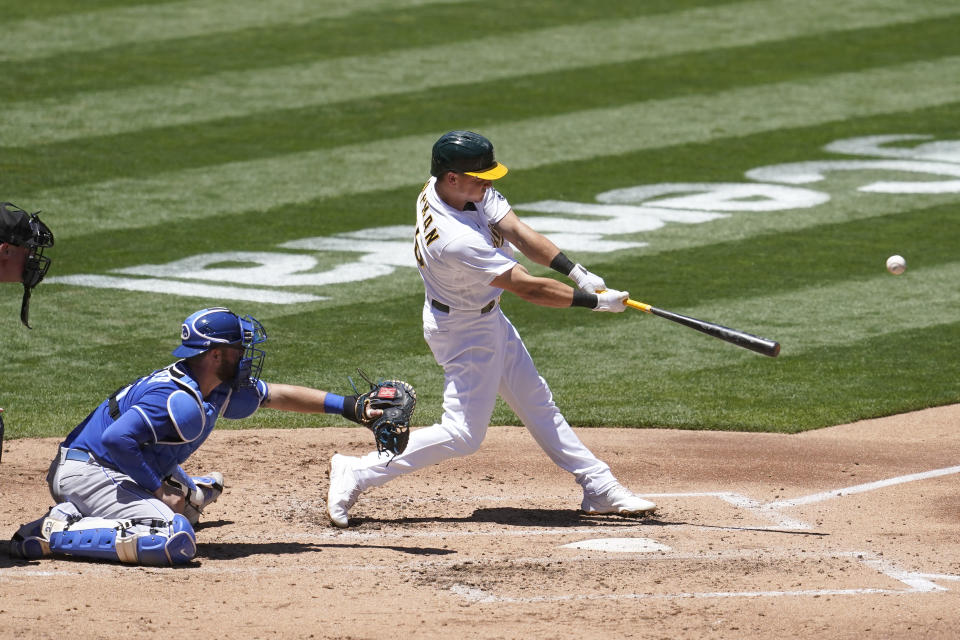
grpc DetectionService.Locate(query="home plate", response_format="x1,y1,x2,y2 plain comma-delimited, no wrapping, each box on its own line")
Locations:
560,538,671,553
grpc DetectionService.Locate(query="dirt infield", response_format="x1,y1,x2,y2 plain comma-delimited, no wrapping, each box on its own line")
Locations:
2,406,958,639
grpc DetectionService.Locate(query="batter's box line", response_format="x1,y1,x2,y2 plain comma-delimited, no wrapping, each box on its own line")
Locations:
763,464,960,511
447,551,957,604
650,464,960,531
642,492,811,530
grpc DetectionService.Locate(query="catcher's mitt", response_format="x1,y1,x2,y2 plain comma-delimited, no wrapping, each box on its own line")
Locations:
352,369,416,458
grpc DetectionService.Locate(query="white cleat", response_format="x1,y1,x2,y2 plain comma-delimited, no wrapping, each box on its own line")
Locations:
191,471,224,495
581,483,657,516
191,472,225,506
327,454,362,528
183,471,225,526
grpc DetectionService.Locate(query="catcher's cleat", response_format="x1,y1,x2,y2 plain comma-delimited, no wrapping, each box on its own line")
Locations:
9,532,50,560
327,454,362,528
8,516,58,560
183,472,224,525
581,483,657,516
165,471,225,526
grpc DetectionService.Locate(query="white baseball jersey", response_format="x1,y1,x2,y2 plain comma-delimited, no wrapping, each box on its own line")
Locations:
414,177,515,310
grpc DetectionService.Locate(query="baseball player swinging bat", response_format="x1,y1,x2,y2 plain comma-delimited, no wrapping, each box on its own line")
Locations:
626,299,780,358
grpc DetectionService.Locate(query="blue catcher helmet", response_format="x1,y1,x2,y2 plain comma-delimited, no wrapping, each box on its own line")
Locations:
172,307,267,388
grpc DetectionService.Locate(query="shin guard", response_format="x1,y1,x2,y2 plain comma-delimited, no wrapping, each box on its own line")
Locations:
48,514,196,566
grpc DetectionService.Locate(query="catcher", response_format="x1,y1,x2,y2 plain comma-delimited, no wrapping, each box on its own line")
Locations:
9,307,415,566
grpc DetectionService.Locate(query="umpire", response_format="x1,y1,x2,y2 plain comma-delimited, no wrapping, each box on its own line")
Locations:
0,201,54,329
1,202,55,462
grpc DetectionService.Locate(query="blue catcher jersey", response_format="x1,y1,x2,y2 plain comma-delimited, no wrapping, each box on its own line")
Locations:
62,361,267,492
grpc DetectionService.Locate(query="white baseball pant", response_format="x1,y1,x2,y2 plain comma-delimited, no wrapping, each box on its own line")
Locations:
351,302,618,495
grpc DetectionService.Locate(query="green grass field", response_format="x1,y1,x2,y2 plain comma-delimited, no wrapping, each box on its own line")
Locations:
2,0,958,438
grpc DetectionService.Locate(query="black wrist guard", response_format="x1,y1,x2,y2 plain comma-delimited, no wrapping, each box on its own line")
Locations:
341,395,363,424
549,252,576,276
571,290,598,308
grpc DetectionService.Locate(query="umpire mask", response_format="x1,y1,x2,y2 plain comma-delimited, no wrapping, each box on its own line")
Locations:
0,203,54,329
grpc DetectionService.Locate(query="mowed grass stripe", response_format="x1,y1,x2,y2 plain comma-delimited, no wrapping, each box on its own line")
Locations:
27,56,960,238
9,14,960,193
554,322,960,430
664,323,960,431
0,0,168,22
5,0,959,146
0,0,726,100
0,0,476,63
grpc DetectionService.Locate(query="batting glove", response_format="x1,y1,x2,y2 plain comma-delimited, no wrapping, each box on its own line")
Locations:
594,288,628,313
569,264,606,293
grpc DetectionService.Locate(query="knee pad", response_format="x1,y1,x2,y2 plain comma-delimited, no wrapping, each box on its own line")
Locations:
48,514,196,566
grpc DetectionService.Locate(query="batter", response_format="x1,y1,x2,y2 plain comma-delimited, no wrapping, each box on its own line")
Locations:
328,130,657,527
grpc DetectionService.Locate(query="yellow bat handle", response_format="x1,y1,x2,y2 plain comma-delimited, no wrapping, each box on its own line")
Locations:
596,289,652,313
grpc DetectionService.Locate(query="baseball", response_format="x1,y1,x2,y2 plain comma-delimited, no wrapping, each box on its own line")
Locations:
886,254,906,275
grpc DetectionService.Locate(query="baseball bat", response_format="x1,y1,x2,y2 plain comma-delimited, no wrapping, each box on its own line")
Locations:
626,299,780,357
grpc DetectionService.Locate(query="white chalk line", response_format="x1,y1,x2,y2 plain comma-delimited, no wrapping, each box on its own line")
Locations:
655,464,960,530
639,491,813,530
765,464,960,509
0,565,113,580
917,573,960,582
451,584,898,604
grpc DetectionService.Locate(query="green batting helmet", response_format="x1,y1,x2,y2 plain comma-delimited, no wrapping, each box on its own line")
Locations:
430,130,508,180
